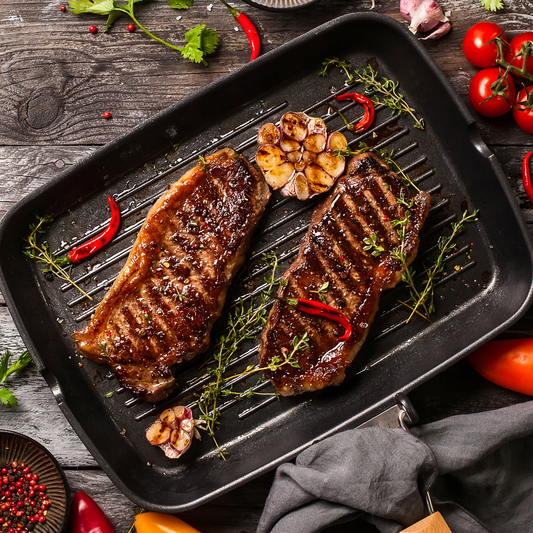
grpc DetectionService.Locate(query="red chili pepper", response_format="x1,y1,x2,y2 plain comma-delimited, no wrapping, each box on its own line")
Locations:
523,151,533,203
68,196,121,262
69,491,116,533
334,93,375,133
281,297,352,341
218,0,260,61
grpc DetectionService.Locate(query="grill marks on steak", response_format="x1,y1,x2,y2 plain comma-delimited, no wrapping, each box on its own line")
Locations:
258,152,431,396
72,148,271,402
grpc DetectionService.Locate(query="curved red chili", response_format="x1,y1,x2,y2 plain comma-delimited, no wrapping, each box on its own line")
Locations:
281,297,352,341
68,196,121,262
334,92,375,133
219,0,260,61
523,151,533,203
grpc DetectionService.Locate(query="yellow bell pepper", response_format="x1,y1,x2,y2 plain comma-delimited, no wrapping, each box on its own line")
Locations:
134,512,202,533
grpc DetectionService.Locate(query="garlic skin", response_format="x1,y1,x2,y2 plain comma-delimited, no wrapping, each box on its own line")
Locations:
400,0,451,39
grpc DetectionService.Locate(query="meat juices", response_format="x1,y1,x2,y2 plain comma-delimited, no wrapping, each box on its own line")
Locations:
72,148,271,402
258,152,431,396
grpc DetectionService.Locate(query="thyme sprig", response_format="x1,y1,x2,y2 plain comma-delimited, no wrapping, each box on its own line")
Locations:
23,216,92,300
196,253,286,459
355,65,425,130
319,57,355,84
320,58,424,130
394,209,479,323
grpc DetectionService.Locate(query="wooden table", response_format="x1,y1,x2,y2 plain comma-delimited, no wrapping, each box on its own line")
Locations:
1,1,532,531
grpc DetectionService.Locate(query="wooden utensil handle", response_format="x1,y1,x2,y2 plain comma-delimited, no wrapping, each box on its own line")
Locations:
400,512,453,532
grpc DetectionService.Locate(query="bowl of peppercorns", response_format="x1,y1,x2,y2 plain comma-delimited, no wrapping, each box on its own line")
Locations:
0,431,69,533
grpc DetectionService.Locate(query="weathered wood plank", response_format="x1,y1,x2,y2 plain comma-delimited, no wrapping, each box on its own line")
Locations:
1,0,532,146
0,306,97,466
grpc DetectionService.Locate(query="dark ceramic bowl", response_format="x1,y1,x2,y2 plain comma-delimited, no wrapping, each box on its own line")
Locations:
0,431,69,533
241,0,321,11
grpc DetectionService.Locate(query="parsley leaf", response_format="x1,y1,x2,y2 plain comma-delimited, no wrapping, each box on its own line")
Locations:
167,0,194,8
0,350,31,407
69,0,116,15
0,388,17,407
479,0,504,11
180,24,219,66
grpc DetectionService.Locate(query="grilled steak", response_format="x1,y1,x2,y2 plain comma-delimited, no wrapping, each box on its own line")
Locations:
72,148,271,402
258,152,431,396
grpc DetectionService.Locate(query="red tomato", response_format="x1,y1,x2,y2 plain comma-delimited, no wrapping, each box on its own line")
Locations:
513,86,533,134
468,338,533,395
468,67,515,117
509,32,533,76
463,21,509,68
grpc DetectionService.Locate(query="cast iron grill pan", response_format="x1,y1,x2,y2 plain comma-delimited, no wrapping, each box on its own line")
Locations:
1,14,533,511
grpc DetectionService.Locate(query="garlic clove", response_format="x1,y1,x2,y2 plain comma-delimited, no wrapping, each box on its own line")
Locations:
257,123,281,145
420,20,451,39
305,164,335,194
146,422,171,445
159,408,176,425
294,172,312,201
326,131,348,152
304,133,327,154
280,112,308,141
316,151,346,179
400,0,450,37
256,144,287,172
265,162,296,189
280,138,301,153
286,150,302,164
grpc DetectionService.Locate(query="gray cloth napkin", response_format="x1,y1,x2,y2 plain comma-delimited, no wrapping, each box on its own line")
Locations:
257,400,533,533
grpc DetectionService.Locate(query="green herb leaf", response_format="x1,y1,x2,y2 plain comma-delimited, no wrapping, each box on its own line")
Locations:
104,10,121,32
0,350,10,383
68,0,116,15
179,24,219,66
167,0,194,8
0,388,17,407
5,351,32,380
479,0,504,11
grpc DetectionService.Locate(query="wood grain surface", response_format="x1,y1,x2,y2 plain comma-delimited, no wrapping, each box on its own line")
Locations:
1,0,533,531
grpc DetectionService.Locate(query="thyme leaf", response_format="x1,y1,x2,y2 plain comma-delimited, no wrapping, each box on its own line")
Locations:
24,215,93,300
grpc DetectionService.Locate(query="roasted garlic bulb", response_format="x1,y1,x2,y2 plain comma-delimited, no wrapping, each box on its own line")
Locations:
146,406,203,459
256,112,348,200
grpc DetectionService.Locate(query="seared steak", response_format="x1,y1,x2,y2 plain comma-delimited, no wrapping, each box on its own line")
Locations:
258,152,431,396
72,148,271,402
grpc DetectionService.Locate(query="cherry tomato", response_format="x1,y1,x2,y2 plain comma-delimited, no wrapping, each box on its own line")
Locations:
513,86,533,134
463,21,509,68
468,338,533,396
509,32,533,77
468,67,516,117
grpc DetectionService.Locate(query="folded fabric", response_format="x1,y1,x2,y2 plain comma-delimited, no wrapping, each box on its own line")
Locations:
257,400,533,533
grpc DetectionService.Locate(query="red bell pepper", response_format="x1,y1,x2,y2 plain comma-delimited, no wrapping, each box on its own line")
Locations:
70,491,116,533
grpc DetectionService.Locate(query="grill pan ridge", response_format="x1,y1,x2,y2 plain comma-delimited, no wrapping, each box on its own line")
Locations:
1,13,533,511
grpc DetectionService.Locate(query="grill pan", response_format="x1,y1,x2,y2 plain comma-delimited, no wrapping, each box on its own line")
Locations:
1,13,533,512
